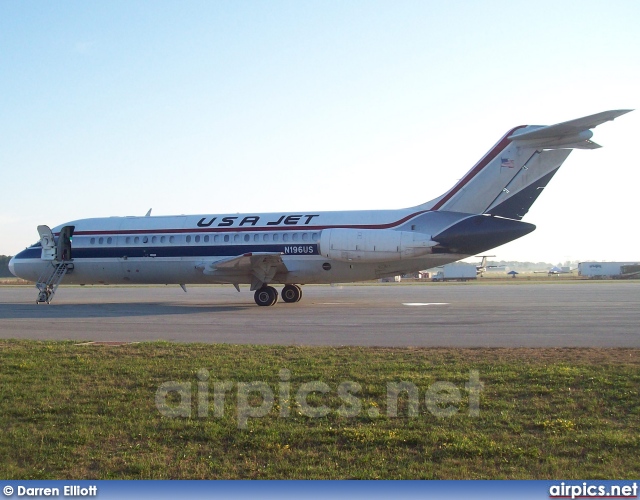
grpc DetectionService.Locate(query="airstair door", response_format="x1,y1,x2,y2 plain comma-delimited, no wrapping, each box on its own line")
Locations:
37,225,56,261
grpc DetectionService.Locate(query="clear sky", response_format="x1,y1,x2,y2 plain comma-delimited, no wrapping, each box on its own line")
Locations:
1,1,638,263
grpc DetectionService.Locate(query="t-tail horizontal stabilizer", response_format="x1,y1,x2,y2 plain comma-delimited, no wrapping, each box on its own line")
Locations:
508,109,633,149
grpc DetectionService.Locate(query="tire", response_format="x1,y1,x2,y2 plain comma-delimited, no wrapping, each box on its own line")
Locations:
281,284,303,303
254,286,278,306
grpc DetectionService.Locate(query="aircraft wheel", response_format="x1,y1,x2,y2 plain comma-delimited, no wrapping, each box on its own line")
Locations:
254,286,278,306
281,284,302,303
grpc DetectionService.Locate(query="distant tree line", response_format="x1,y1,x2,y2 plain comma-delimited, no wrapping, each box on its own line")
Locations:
0,256,584,278
0,255,13,277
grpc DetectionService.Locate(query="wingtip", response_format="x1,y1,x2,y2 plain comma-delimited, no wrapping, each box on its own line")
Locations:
609,109,634,118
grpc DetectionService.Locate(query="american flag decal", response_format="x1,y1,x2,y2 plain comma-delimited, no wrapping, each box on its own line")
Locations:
501,158,515,168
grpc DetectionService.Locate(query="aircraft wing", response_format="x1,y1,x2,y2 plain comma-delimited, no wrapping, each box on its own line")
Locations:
508,109,633,149
198,252,288,290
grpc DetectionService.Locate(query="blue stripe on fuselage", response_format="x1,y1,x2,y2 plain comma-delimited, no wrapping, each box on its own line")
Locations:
13,244,319,260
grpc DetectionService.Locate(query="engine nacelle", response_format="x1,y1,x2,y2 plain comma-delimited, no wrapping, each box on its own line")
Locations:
319,228,436,263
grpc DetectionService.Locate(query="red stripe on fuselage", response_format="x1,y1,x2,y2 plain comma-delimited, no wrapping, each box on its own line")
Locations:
431,125,527,210
63,210,432,237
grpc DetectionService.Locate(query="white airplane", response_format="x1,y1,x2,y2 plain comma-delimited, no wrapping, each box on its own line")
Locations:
534,266,572,275
9,110,632,306
475,255,498,276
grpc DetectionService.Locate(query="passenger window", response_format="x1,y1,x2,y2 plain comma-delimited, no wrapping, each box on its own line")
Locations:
224,235,229,242
312,233,319,241
214,235,220,243
186,235,191,243
90,238,96,245
283,233,289,242
152,236,157,243
161,236,166,243
169,236,175,244
195,235,200,243
234,234,240,242
292,233,299,241
302,233,309,241
244,234,250,242
204,235,209,243
273,234,279,242
107,237,113,244
134,237,140,244
98,237,104,245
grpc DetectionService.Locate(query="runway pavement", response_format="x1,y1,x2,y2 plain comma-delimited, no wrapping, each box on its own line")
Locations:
0,282,639,347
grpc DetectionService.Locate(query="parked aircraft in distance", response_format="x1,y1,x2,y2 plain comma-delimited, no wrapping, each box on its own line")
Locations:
534,266,573,275
9,110,632,306
474,255,501,276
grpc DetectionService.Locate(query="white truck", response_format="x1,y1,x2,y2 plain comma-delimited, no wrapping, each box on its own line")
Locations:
578,262,640,278
431,263,477,282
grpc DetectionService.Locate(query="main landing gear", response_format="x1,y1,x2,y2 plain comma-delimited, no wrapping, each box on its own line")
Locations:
253,284,303,307
281,284,303,303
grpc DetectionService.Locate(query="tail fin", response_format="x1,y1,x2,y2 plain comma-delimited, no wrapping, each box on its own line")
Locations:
417,110,632,218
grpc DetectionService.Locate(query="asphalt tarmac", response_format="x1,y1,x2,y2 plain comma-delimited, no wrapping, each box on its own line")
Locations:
0,282,639,347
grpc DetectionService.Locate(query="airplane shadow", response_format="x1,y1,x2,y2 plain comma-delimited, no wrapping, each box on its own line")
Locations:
0,302,253,319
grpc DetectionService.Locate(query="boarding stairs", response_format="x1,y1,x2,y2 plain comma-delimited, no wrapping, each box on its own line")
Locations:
36,261,73,304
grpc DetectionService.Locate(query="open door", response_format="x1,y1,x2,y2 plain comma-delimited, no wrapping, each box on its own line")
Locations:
57,226,74,261
36,225,74,262
37,225,56,261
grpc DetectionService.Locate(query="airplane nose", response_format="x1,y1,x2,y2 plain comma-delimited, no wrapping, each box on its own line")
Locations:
8,256,16,277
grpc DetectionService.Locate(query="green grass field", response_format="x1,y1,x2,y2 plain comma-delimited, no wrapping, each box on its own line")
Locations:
1,341,638,479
